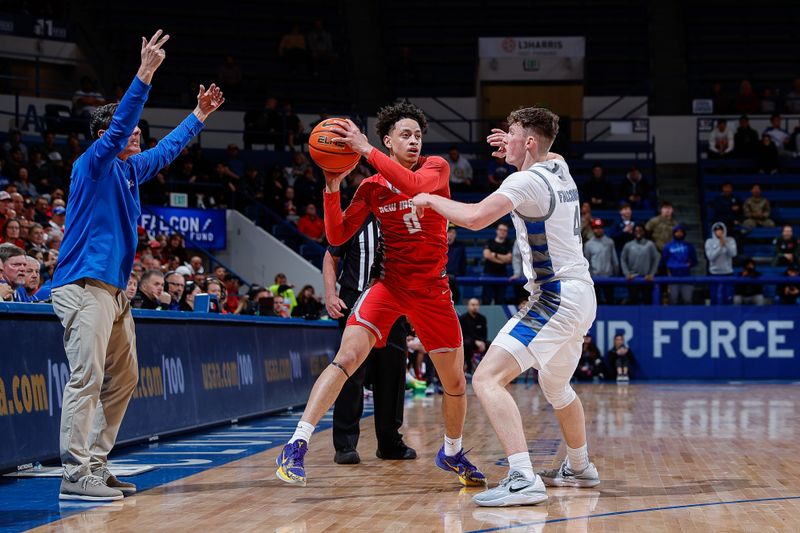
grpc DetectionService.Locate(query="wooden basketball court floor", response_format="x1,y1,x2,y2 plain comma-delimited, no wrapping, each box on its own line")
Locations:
14,382,800,532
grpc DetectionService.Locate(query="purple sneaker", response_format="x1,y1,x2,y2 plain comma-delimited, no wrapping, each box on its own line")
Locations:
276,440,308,486
435,446,486,486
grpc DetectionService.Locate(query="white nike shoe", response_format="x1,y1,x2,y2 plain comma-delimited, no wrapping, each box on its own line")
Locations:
472,471,548,507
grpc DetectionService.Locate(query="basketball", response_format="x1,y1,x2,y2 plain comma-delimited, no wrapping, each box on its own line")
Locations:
308,118,361,173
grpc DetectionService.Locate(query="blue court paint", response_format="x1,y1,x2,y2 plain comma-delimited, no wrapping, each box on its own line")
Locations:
465,494,800,533
0,406,372,533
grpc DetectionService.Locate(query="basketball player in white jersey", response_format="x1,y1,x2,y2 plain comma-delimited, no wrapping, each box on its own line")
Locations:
412,107,599,507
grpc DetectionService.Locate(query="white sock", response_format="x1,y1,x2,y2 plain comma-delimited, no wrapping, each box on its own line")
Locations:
444,435,462,456
508,451,535,481
289,421,315,444
566,444,589,472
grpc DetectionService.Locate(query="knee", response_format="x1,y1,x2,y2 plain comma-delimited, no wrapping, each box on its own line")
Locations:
540,376,576,410
334,347,360,373
442,374,466,396
471,367,496,397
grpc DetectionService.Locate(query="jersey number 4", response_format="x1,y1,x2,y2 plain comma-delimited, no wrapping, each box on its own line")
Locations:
403,211,422,234
573,205,582,238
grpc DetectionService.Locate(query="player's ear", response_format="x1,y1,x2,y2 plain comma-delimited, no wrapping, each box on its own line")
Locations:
383,135,392,150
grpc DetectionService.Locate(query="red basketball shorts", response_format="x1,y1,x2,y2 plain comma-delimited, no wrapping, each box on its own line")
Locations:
347,279,462,353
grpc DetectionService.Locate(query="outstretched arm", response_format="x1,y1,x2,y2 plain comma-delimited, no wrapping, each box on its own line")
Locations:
413,193,513,231
129,84,224,183
91,30,169,165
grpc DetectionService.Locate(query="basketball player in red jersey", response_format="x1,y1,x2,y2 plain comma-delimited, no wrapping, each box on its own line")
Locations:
276,103,485,487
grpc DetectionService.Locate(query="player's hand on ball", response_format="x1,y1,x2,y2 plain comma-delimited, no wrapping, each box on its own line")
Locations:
487,128,507,158
323,161,358,193
326,294,348,319
329,119,372,156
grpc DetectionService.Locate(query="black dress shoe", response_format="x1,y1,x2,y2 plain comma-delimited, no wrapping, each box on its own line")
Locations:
376,443,417,460
334,450,361,464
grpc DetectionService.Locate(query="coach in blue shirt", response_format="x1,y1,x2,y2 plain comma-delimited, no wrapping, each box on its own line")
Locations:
50,30,224,502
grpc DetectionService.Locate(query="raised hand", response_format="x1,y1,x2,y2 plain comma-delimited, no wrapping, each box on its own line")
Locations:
137,29,170,84
328,119,373,157
487,128,507,158
323,161,358,193
194,83,225,122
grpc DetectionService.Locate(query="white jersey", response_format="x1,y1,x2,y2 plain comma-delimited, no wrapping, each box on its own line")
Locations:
494,159,592,294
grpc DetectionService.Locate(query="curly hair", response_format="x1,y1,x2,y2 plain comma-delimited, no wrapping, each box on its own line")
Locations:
375,101,428,138
89,103,119,139
506,107,559,152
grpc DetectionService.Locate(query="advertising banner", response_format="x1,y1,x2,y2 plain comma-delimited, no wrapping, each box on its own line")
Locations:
139,206,227,249
478,36,585,81
0,306,337,472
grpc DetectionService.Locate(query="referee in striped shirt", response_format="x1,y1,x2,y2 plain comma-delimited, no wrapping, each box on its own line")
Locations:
324,214,417,464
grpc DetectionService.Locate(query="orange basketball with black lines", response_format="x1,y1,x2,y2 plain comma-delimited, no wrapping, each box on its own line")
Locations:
308,118,362,173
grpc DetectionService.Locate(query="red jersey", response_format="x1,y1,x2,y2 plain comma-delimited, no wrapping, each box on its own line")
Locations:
324,149,450,289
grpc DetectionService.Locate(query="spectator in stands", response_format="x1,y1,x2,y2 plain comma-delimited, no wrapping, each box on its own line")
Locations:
711,82,734,114
487,156,513,189
482,223,513,304
446,147,473,191
278,23,309,75
244,97,282,150
273,294,291,317
3,128,28,162
733,259,764,306
764,114,791,156
180,281,201,311
610,204,636,252
761,88,778,114
283,186,299,223
28,150,51,192
582,164,613,210
774,225,799,266
708,119,734,158
72,76,106,118
124,271,138,298
446,226,466,302
10,192,23,219
307,19,335,73
1,218,24,248
459,298,487,376
584,218,619,304
727,109,754,148
13,167,37,198
33,196,50,225
22,256,40,301
646,201,678,252
710,182,743,234
621,224,660,305
294,167,322,212
204,277,227,313
270,273,297,313
705,222,737,304
618,166,649,209
132,270,169,310
39,130,62,161
217,55,242,96
756,134,779,174
0,191,12,232
607,334,633,382
580,201,593,242
742,184,775,229
163,233,188,264
46,228,61,251
778,264,800,305
164,271,185,311
26,223,47,254
298,203,325,243
6,147,25,180
224,143,244,177
292,284,323,319
237,285,272,316
783,78,800,113
663,225,697,304
49,206,66,232
575,334,605,382
0,243,28,301
734,79,759,114
282,102,304,151
286,151,311,186
212,265,227,280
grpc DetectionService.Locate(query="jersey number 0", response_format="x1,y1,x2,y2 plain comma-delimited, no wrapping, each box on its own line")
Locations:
403,211,422,234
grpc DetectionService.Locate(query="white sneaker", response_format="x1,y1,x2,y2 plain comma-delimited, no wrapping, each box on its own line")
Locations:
539,459,600,488
472,471,548,507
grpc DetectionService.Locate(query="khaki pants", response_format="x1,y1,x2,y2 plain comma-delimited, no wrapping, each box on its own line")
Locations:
52,278,138,481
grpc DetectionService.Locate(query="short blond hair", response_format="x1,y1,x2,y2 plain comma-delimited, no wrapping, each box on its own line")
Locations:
506,107,559,154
